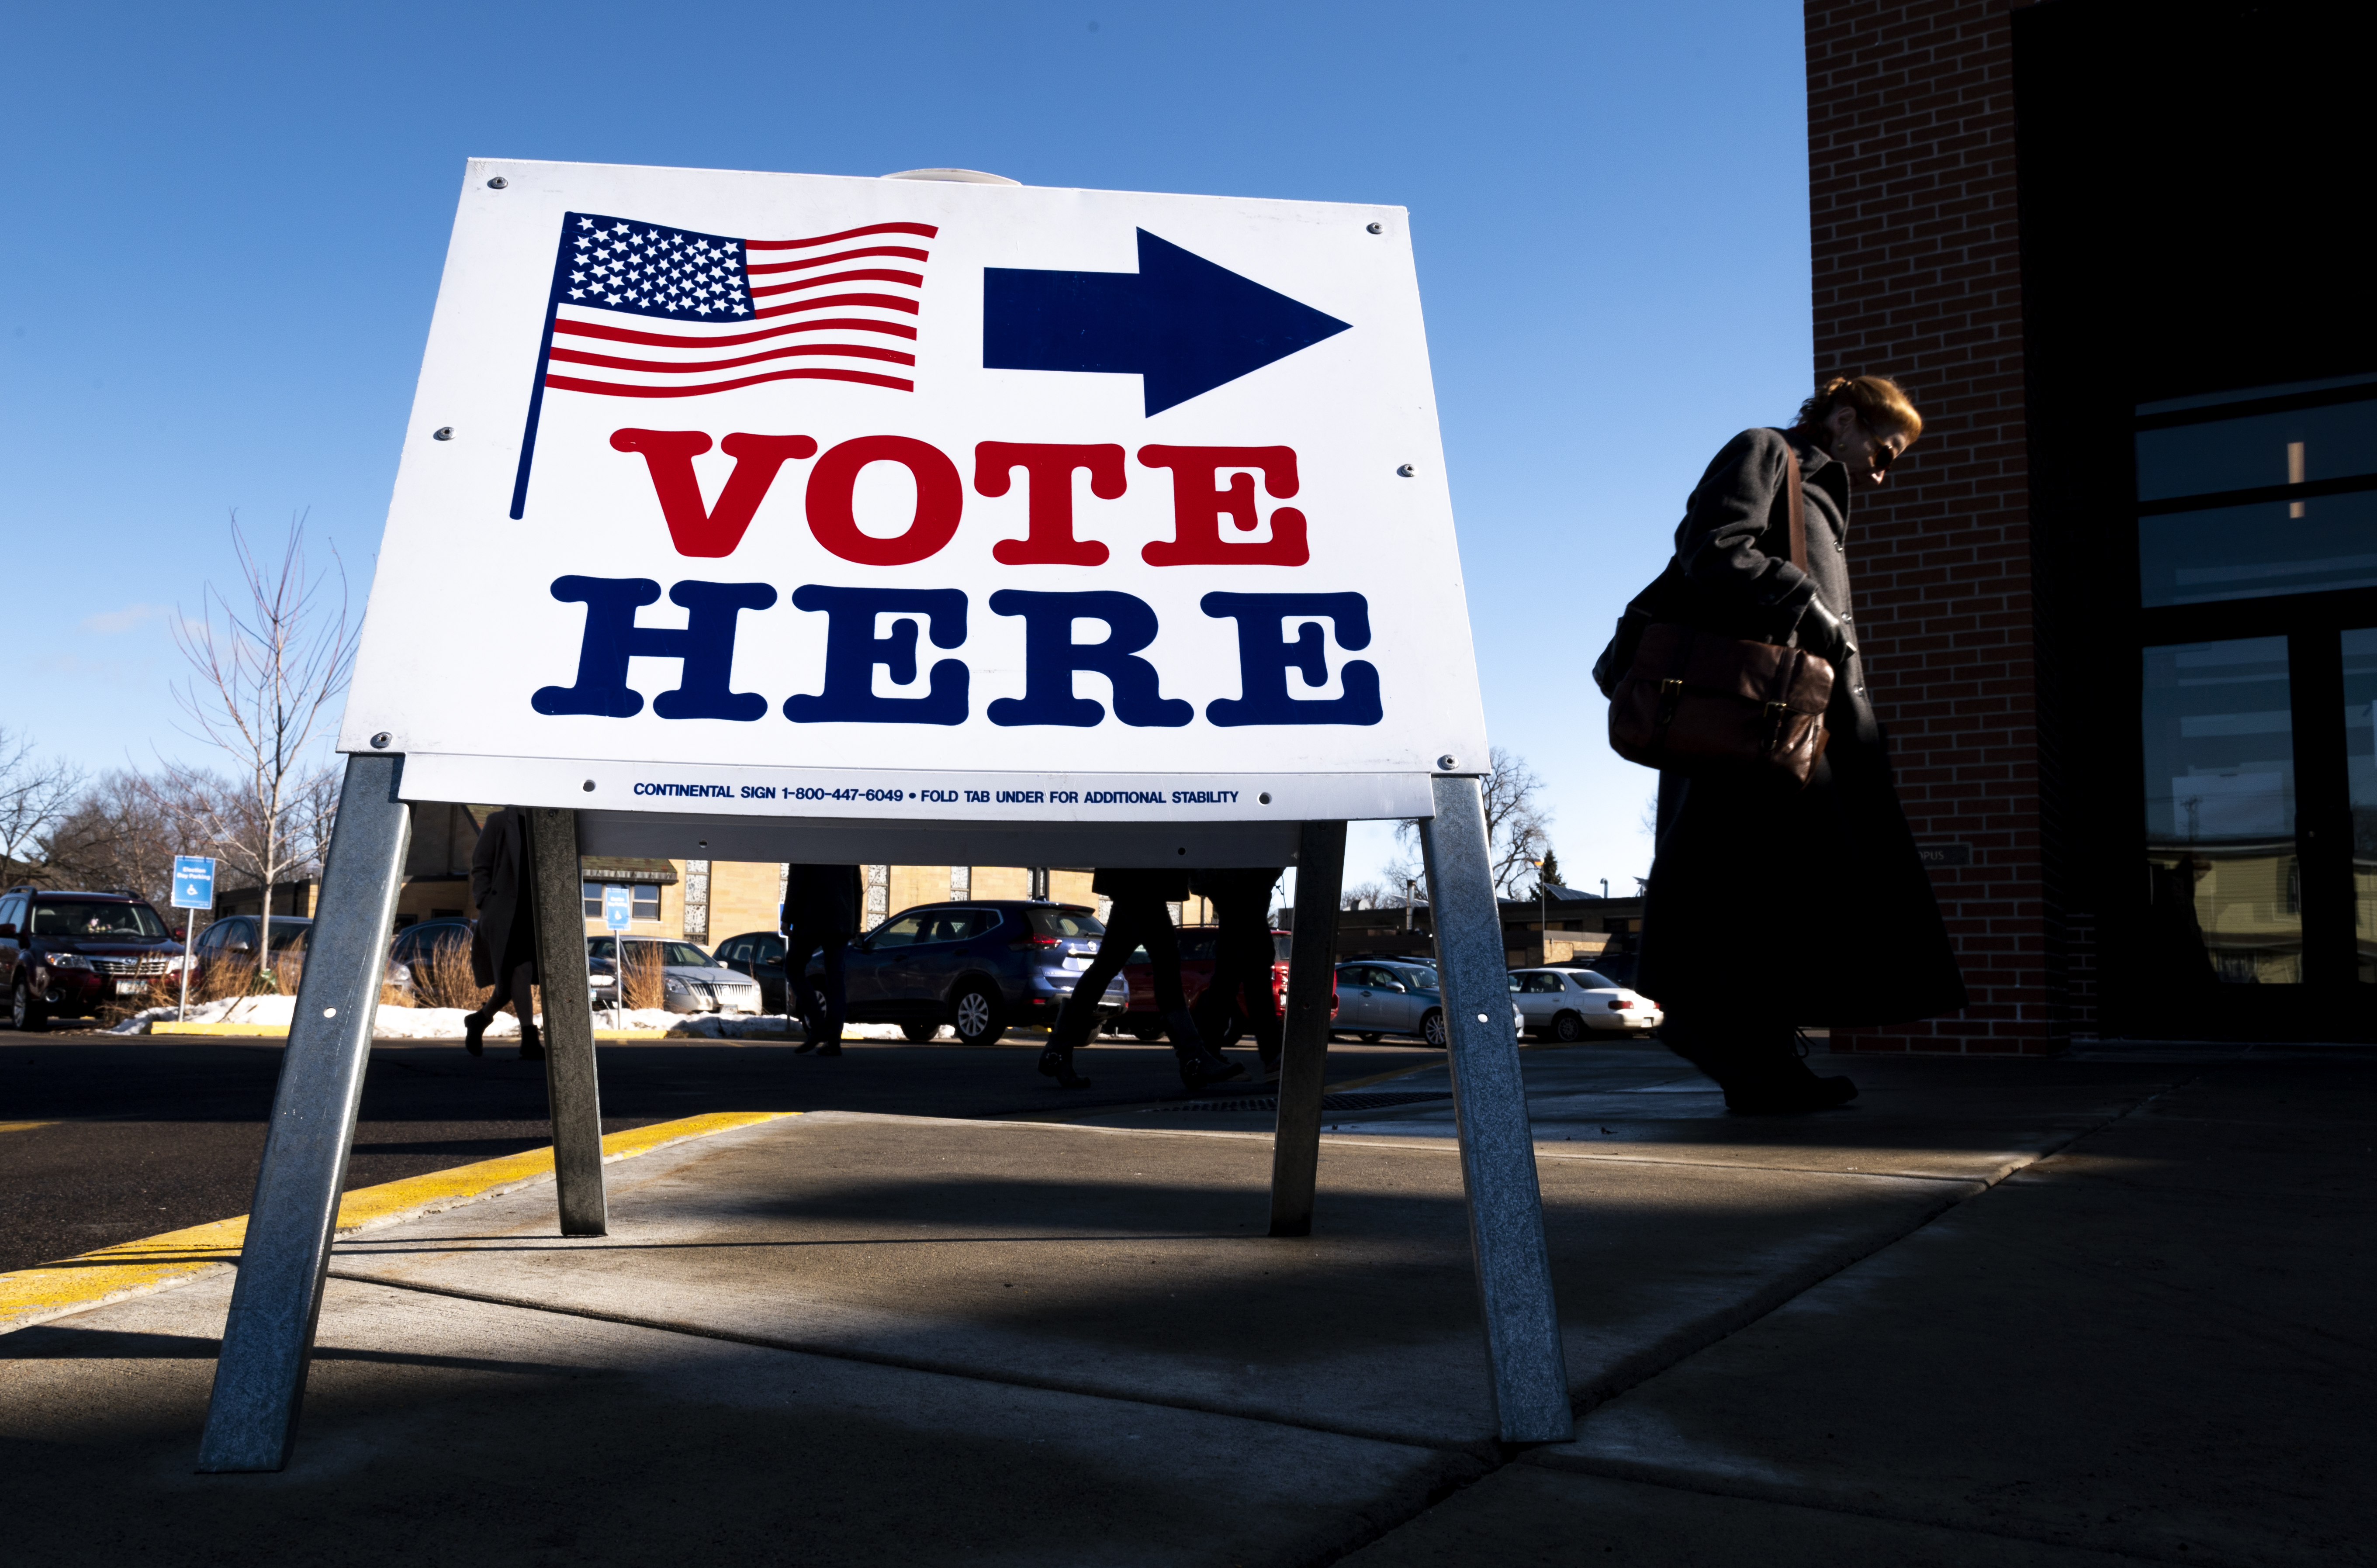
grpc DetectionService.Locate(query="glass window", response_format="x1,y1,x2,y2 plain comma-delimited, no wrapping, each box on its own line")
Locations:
1565,970,1617,990
2343,628,2377,983
868,914,925,948
28,900,169,938
2135,398,2377,501
631,884,660,920
1270,934,1294,963
2138,493,2377,606
2142,637,2301,984
582,881,602,918
1028,906,1106,939
587,937,616,960
657,941,711,967
755,936,786,966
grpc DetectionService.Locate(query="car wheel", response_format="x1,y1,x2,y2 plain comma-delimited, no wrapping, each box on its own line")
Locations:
1420,1009,1447,1049
1551,1010,1586,1043
900,1020,941,1043
950,983,1005,1045
1128,1019,1166,1043
1357,1031,1382,1044
12,978,47,1033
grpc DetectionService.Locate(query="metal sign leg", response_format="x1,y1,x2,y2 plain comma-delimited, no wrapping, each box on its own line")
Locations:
1270,820,1345,1236
197,753,412,1472
525,807,607,1237
1419,772,1573,1444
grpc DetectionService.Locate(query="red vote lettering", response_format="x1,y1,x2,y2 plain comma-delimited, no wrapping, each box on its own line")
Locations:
1136,446,1308,566
806,435,965,566
975,442,1126,566
610,429,818,558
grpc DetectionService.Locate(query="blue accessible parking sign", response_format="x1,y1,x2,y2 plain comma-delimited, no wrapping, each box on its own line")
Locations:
602,884,632,932
172,856,216,910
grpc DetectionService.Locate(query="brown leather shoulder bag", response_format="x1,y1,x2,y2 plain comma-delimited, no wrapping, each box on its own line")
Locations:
1604,447,1835,788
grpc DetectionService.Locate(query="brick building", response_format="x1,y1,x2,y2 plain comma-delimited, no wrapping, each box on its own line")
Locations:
1806,0,2376,1049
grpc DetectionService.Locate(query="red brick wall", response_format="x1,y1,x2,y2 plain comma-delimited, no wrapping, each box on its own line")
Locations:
1806,0,2059,1053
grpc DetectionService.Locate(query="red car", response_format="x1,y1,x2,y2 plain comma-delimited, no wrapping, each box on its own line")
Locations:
1113,927,1336,1043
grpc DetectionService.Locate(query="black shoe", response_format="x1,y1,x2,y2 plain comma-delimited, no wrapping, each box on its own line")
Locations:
793,1037,819,1055
519,1039,547,1062
813,1041,842,1057
1179,1053,1247,1091
1038,1048,1093,1089
462,1014,486,1058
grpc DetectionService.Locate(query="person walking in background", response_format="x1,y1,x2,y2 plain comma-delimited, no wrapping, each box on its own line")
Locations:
462,806,541,1061
782,863,862,1057
1188,867,1286,1083
1040,867,1243,1091
1623,376,1965,1111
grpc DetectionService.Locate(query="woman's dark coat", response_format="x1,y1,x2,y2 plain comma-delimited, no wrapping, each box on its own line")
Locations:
1633,427,1965,1025
783,865,863,937
468,808,538,986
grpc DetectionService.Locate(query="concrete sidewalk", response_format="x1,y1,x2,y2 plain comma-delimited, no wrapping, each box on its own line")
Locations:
4,1042,2368,1565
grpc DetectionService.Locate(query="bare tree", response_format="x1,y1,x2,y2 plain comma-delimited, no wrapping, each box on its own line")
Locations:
167,513,357,991
1389,746,1552,900
38,770,179,905
1340,879,1387,911
0,728,83,887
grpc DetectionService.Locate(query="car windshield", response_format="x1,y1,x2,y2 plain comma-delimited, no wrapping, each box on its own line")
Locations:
1029,907,1104,939
1271,934,1293,963
650,941,713,967
30,901,168,938
261,921,312,950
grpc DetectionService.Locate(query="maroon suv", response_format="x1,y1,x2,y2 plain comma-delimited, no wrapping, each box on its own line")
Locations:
0,885,183,1031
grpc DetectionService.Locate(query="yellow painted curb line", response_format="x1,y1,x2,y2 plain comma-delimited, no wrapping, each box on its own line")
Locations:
149,1024,700,1041
0,1110,796,1336
0,1120,58,1135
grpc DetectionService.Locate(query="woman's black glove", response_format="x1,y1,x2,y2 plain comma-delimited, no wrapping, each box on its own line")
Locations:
1797,601,1858,668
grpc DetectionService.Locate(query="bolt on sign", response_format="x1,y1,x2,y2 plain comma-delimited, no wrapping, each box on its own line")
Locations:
341,159,1489,835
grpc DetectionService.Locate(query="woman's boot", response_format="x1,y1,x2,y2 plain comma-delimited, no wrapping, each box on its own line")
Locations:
1038,996,1095,1088
1166,1009,1244,1090
461,1010,488,1058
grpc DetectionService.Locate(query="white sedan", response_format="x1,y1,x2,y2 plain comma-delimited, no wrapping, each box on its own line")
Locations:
1506,968,1663,1041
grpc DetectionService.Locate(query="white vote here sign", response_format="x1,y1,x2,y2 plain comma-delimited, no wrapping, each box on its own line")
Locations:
340,159,1488,824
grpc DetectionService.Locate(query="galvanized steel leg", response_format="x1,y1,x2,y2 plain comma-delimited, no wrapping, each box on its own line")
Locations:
525,807,606,1236
1269,820,1346,1236
197,753,411,1472
1419,772,1573,1444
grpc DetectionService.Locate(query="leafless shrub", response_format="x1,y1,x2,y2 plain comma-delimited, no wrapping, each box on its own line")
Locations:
620,943,662,1011
412,936,491,1012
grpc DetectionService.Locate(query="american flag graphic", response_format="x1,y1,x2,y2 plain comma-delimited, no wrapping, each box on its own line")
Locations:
509,211,938,518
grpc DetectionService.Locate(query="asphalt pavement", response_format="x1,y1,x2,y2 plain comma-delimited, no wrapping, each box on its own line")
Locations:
0,1030,1434,1274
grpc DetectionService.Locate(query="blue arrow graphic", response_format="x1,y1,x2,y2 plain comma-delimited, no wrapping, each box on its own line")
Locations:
983,230,1352,416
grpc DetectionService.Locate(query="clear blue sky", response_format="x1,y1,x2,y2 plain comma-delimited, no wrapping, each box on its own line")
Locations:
1,0,1812,895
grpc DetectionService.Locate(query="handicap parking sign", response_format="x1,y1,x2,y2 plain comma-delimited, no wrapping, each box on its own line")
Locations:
172,856,216,911
602,884,633,931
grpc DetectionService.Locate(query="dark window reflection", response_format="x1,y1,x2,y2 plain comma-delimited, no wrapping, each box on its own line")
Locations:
2345,628,2377,982
2142,638,2301,985
2136,398,2377,500
2138,492,2377,605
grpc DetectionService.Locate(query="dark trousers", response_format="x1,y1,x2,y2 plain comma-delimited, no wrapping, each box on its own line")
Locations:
786,930,848,1041
1054,895,1185,1051
474,961,541,1046
1192,904,1282,1062
1658,1000,1792,1084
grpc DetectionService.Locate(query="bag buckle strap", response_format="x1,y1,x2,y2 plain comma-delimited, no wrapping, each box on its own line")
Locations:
1763,700,1790,754
1655,678,1685,730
